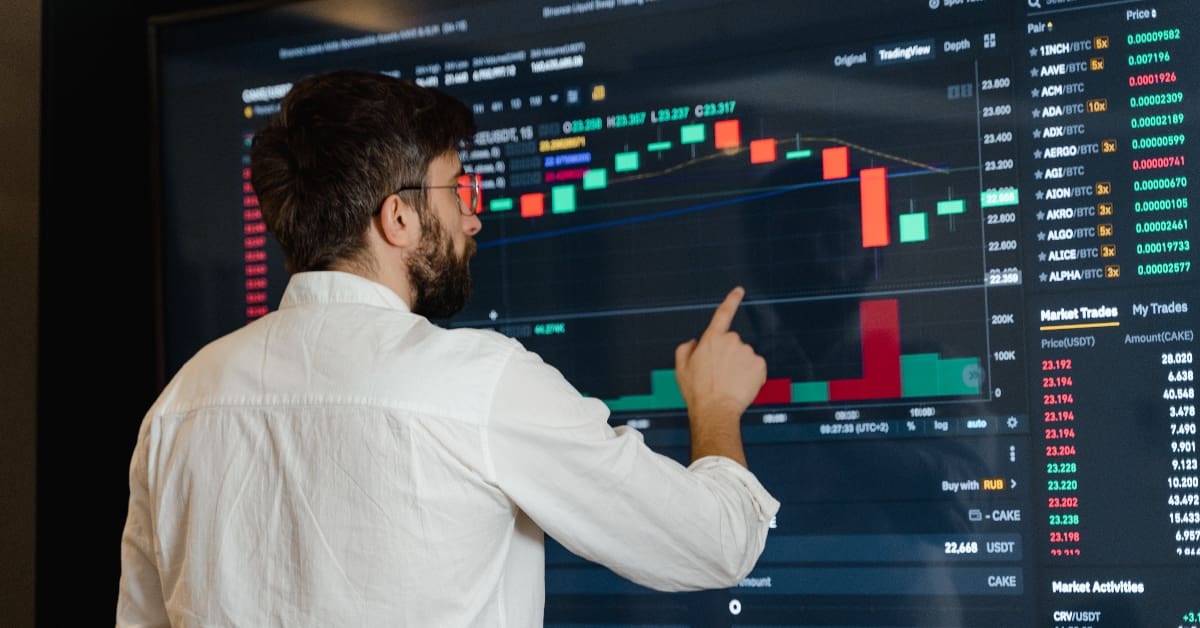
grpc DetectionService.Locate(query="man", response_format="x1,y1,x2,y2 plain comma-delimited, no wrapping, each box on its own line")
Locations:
118,70,778,626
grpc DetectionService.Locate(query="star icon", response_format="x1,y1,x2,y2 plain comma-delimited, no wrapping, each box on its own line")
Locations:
1037,231,1047,241
1032,88,1041,98
1036,211,1046,220
1039,251,1048,262
1031,67,1041,77
1034,149,1043,159
1039,273,1049,282
1033,129,1042,138
1032,109,1042,118
1036,190,1046,200
1030,47,1039,57
1035,170,1044,179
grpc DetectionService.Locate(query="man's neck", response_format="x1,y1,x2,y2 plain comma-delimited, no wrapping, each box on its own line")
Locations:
328,256,415,310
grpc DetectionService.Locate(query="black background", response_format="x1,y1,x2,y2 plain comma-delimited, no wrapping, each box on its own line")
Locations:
39,1,1200,625
38,0,250,623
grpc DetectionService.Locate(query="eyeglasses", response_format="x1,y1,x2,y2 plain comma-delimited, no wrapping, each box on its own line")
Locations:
394,173,483,216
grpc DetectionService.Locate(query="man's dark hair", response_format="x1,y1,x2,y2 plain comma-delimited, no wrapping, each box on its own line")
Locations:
251,70,476,272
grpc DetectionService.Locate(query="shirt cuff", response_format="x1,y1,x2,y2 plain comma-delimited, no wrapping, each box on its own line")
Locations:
687,455,781,522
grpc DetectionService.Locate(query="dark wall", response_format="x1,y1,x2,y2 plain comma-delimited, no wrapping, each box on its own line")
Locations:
1,1,40,627
38,1,246,624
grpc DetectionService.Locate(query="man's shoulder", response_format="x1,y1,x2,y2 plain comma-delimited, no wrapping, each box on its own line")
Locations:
385,317,523,369
425,322,522,353
155,306,541,420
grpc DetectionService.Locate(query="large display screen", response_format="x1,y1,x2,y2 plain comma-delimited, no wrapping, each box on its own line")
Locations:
154,0,1199,625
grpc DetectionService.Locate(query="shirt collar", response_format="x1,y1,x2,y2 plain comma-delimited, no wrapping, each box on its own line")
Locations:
279,271,412,313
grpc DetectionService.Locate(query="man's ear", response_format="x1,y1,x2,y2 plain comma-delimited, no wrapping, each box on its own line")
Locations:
377,193,419,249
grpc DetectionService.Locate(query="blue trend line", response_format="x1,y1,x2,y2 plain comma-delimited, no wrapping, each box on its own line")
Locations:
478,167,941,249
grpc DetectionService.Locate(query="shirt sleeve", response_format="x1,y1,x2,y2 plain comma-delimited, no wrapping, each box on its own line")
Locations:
484,346,780,592
116,417,170,628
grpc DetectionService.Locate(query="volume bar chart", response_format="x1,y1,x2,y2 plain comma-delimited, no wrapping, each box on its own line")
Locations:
602,299,983,412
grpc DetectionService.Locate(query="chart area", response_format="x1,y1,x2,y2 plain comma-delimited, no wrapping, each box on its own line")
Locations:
152,0,1200,625
444,4,1035,626
444,2,1197,625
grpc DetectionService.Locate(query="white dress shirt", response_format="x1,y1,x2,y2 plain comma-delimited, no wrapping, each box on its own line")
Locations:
117,271,779,627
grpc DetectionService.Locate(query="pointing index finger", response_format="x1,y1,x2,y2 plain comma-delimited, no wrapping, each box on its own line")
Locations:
703,286,745,338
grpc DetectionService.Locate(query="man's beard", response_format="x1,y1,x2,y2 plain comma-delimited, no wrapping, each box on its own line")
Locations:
407,215,476,320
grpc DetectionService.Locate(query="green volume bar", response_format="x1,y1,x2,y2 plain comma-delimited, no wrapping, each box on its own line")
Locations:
901,354,982,396
936,358,982,395
647,141,672,152
785,149,813,160
901,354,940,397
604,369,686,411
791,381,830,403
489,198,514,212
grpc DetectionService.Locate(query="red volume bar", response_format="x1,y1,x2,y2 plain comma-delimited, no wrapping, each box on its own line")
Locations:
752,377,792,405
859,167,890,248
828,299,902,401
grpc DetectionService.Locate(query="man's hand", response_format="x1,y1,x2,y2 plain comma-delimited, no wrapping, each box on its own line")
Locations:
675,287,767,466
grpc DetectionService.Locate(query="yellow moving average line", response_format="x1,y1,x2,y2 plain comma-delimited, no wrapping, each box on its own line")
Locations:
608,135,951,186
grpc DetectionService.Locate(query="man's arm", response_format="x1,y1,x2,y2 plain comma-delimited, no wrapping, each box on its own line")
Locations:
486,287,777,591
674,286,766,467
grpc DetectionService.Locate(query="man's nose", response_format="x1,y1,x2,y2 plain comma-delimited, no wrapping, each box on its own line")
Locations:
463,212,482,236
